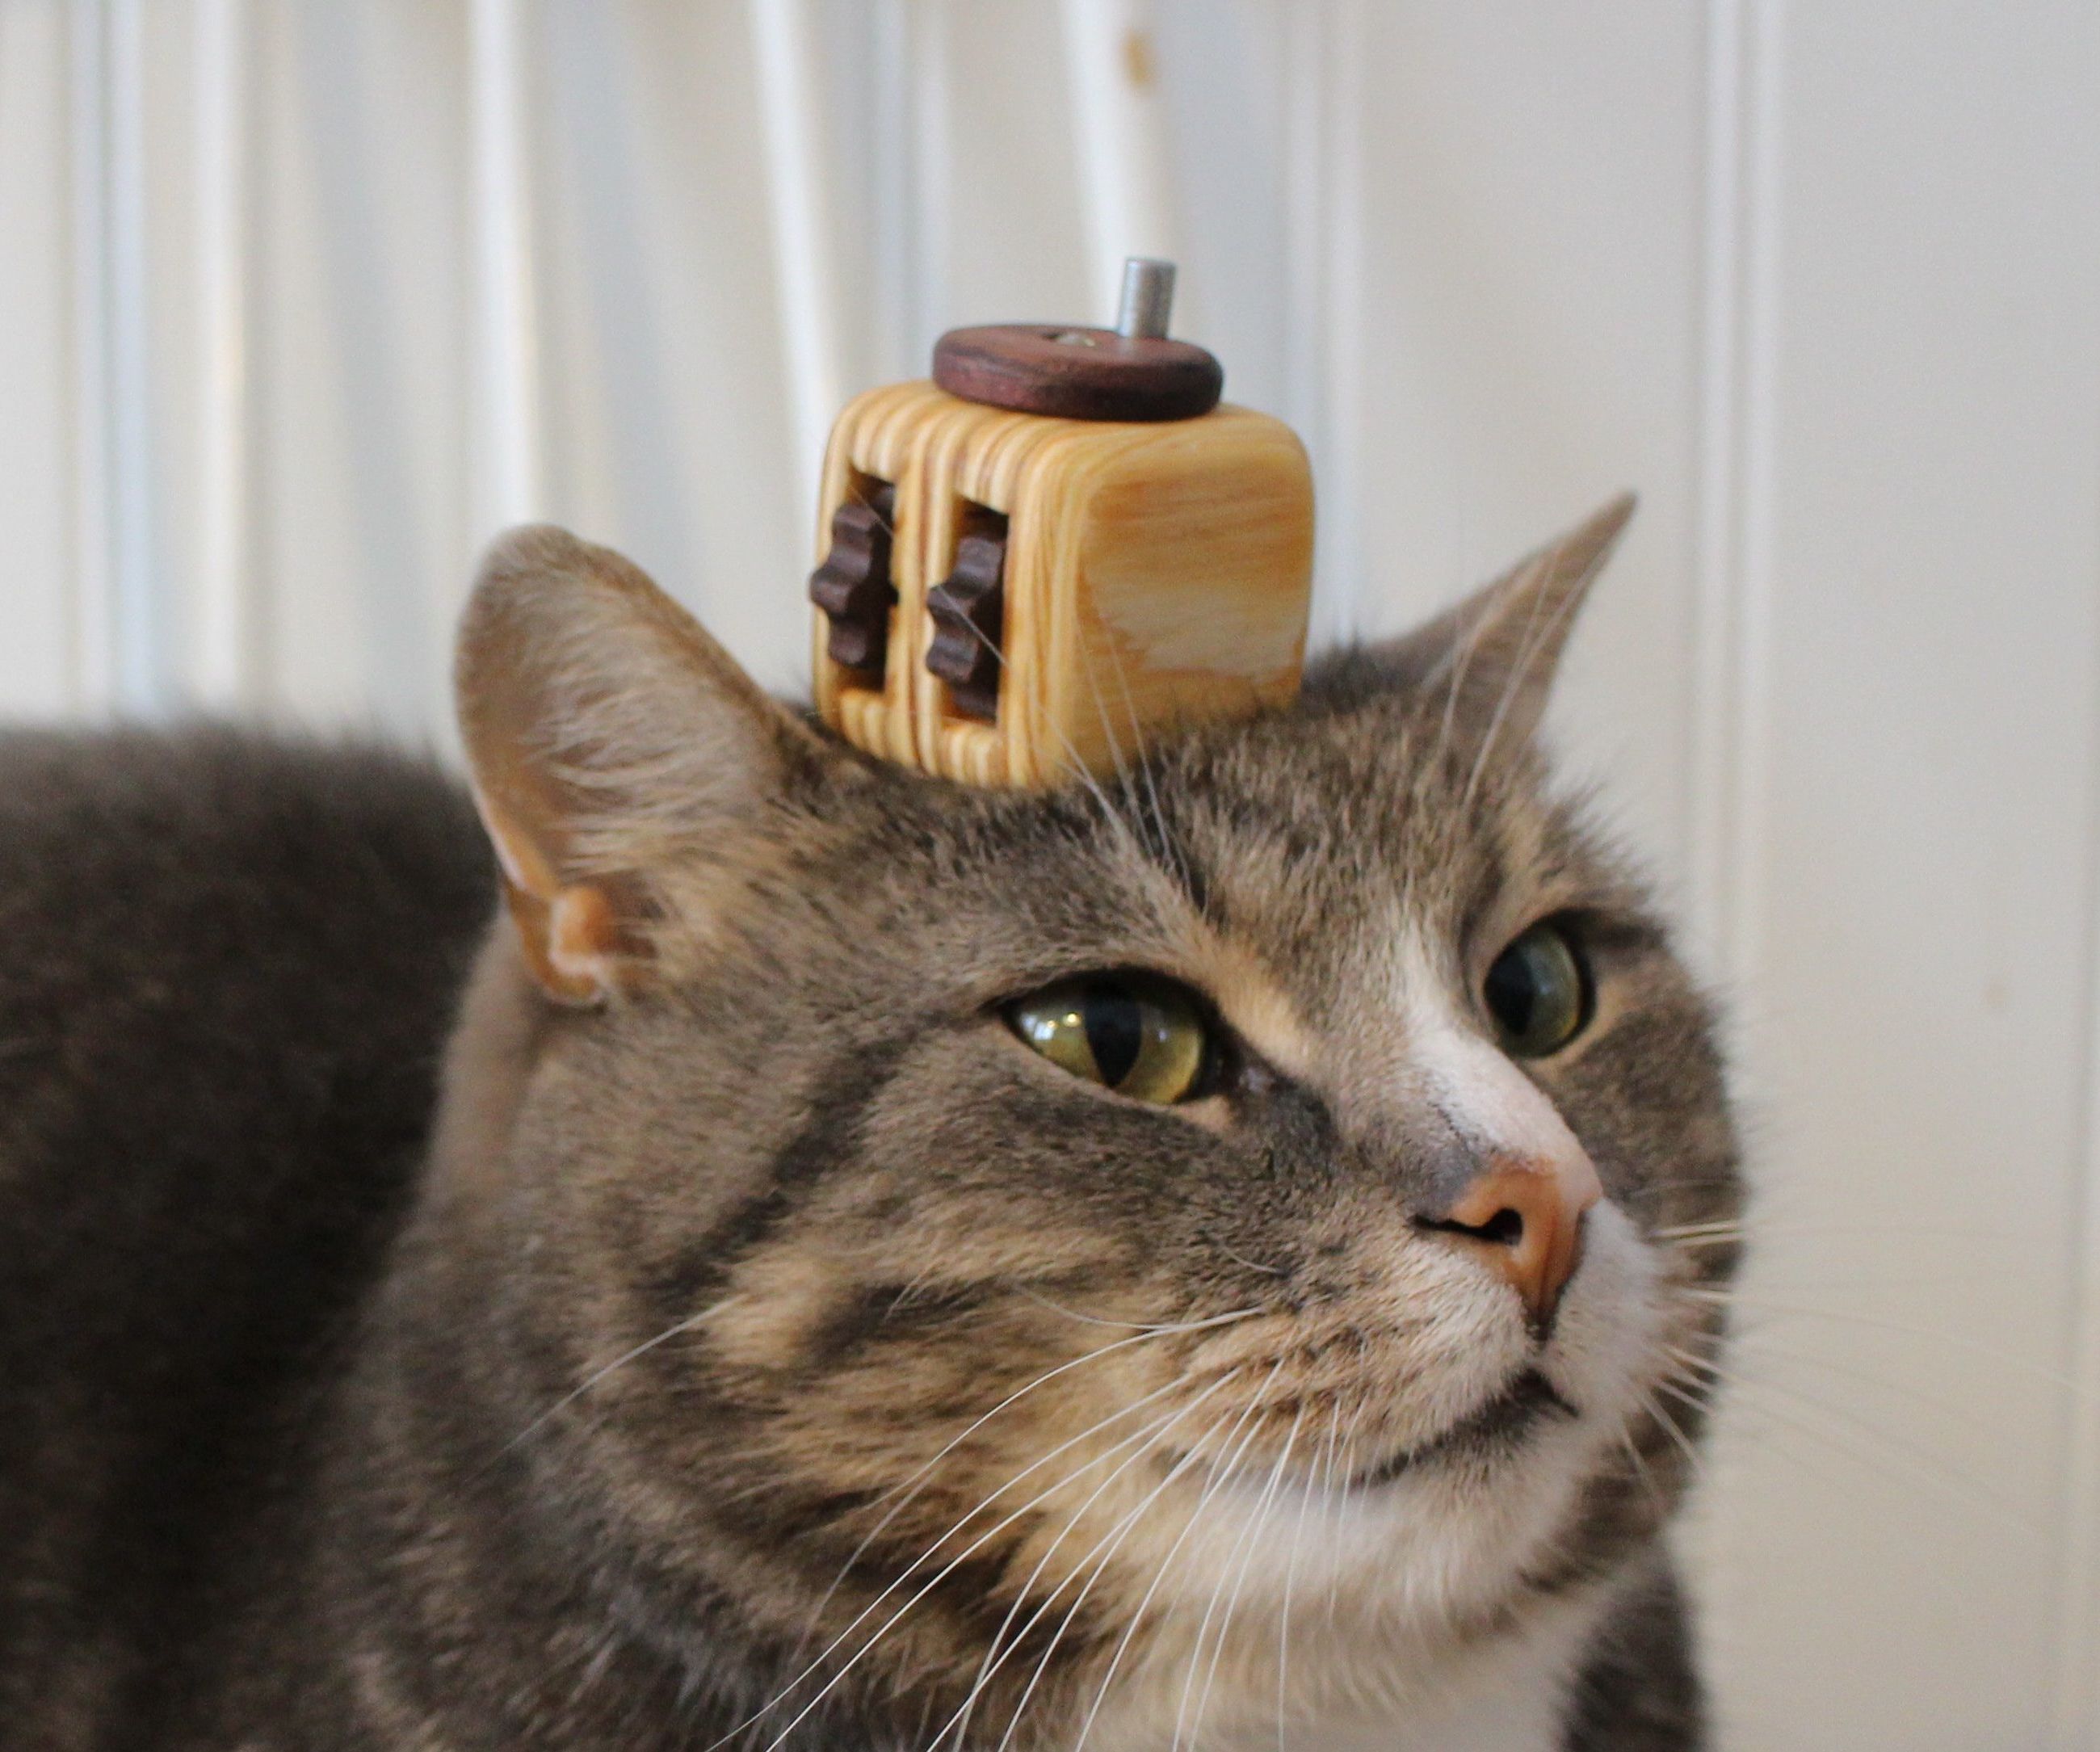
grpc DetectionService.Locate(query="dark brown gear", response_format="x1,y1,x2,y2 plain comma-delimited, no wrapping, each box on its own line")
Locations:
925,530,1009,720
932,324,1223,422
808,483,897,677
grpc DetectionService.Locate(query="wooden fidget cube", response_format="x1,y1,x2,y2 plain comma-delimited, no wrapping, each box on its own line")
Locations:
809,382,1315,788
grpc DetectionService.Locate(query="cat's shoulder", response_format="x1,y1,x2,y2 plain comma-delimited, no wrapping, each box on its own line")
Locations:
0,721,494,1267
0,721,494,1190
0,727,496,1732
0,725,494,1456
0,724,486,918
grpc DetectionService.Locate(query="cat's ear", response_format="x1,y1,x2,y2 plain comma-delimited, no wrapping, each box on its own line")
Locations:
455,525,827,1004
1379,493,1635,758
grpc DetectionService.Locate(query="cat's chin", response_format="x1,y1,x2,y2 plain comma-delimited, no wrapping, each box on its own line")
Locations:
1346,1365,1582,1488
1132,1202,1669,1629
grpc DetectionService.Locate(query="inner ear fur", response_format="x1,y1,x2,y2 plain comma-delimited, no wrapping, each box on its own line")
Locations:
456,523,827,1003
1354,493,1636,764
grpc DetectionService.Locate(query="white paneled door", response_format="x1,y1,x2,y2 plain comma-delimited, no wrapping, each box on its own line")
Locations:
2,3,2096,1743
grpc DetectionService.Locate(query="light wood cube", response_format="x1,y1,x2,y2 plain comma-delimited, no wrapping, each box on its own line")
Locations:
810,383,1315,787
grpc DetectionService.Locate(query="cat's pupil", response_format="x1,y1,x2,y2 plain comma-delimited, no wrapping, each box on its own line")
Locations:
1083,986,1144,1086
1483,920,1589,1057
1487,959,1539,1036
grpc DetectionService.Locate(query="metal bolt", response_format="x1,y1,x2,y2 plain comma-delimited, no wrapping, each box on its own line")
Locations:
1116,257,1175,340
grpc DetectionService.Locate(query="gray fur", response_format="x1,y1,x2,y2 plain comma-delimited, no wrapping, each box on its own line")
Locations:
0,522,1735,1750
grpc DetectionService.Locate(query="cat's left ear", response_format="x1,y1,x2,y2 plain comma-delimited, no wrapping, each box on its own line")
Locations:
1377,493,1635,759
455,525,831,1005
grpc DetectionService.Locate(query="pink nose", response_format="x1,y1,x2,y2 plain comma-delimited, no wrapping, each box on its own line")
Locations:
1423,1153,1603,1330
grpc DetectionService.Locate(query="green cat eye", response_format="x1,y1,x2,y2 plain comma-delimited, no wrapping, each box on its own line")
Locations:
1483,920,1591,1058
1007,975,1211,1104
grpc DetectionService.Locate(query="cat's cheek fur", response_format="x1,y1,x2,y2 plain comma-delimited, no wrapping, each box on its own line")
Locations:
1075,1204,1665,1746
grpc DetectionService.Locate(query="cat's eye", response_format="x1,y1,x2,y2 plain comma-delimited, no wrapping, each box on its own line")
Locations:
1006,975,1212,1104
1483,920,1592,1058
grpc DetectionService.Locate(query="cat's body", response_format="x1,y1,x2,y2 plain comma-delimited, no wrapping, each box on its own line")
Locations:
0,733,493,1744
0,507,1734,1750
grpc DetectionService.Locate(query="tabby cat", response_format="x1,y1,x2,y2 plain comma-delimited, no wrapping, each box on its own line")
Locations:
0,497,1739,1750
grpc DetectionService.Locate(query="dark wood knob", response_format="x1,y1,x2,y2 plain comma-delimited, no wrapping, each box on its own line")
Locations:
808,484,897,677
932,325,1222,422
925,530,1008,721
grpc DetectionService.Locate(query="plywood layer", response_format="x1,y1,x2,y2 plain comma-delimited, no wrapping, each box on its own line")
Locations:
810,384,1314,787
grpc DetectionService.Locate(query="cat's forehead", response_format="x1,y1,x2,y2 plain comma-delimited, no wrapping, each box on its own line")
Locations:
1163,699,1561,972
846,690,1567,1004
1169,695,1528,889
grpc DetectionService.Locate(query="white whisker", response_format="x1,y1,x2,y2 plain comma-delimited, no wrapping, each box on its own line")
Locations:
788,1306,1264,1665
1665,1348,2039,1532
1678,1288,2099,1400
1277,1403,1316,1750
1178,1408,1300,1752
1070,1359,1289,1752
742,1388,1213,1752
495,1294,744,1461
939,1371,1242,1749
986,1390,1251,1752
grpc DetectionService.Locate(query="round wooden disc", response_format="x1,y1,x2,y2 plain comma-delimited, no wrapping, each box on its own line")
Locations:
932,324,1224,422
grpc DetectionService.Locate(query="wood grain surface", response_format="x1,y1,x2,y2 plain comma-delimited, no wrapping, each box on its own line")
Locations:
811,384,1312,787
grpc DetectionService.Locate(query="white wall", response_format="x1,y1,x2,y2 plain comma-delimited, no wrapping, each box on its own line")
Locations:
2,2,2097,1744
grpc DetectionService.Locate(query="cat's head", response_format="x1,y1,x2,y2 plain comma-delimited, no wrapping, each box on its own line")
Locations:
443,501,1738,1747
